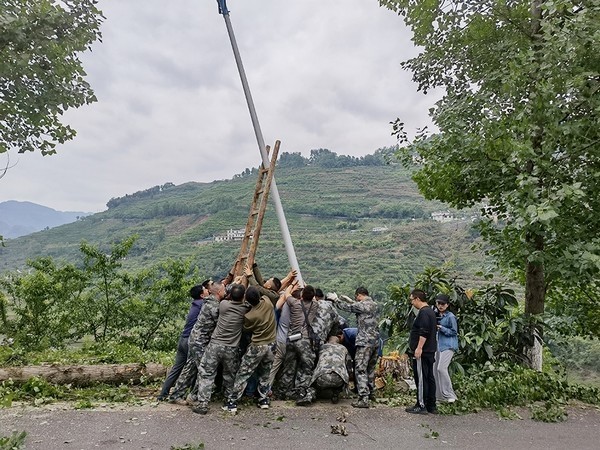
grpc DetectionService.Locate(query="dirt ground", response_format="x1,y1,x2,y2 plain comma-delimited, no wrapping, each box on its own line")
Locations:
1,398,600,450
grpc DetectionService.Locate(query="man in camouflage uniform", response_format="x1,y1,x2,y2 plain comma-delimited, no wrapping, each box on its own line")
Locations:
272,342,297,399
284,285,320,406
313,292,344,344
223,286,276,413
307,336,352,403
192,283,250,414
168,281,222,403
291,291,344,403
157,281,209,401
333,286,380,408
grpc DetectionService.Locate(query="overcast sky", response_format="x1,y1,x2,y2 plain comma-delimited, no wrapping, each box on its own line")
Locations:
0,0,437,213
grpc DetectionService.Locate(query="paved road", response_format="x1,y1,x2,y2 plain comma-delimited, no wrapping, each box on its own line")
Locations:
1,399,599,450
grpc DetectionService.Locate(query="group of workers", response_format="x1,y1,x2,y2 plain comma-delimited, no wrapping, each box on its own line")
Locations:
157,264,458,416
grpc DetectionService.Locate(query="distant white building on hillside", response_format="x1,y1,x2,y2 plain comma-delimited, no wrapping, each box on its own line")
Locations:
214,228,245,242
372,226,389,233
431,211,456,223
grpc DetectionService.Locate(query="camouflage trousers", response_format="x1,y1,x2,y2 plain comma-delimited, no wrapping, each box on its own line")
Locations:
305,371,345,401
313,372,344,391
282,338,316,397
230,343,274,402
168,343,206,401
355,344,379,398
272,347,297,399
267,341,287,388
195,342,240,407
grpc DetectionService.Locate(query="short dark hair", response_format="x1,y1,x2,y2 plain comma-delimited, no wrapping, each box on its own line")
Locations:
189,284,204,299
410,289,427,302
229,283,246,301
245,286,260,306
315,288,324,299
271,277,282,292
355,286,369,297
201,279,212,289
302,285,316,301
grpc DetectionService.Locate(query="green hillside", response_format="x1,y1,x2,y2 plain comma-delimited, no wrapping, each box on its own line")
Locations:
0,164,487,296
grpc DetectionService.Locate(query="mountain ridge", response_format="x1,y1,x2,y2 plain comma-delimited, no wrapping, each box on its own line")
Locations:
0,200,91,239
0,164,487,295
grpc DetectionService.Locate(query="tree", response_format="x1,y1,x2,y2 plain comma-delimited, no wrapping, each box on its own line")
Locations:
278,151,308,168
79,236,137,342
0,257,87,348
309,148,340,167
0,0,103,155
380,0,600,368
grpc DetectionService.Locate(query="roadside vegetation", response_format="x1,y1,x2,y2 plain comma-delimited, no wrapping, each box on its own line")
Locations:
0,151,598,423
1,255,598,421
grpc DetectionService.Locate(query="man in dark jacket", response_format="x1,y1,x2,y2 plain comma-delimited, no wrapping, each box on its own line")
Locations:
406,289,438,414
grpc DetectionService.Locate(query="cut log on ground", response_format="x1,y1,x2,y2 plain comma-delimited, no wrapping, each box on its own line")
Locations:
0,363,168,386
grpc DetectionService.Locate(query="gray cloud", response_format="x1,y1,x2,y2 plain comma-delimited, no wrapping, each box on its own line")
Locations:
0,0,437,212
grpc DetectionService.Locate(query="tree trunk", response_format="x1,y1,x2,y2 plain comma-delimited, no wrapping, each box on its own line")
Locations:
525,259,545,316
524,231,545,371
522,0,545,372
0,363,167,386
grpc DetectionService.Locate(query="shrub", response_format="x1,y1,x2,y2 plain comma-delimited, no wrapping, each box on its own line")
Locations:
382,267,531,369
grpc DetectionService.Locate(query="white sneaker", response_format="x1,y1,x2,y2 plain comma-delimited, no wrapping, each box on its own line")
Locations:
446,398,456,403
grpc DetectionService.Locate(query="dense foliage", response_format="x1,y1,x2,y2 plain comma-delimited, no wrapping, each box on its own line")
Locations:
0,0,103,155
383,267,536,368
380,0,600,367
0,237,200,351
381,266,600,420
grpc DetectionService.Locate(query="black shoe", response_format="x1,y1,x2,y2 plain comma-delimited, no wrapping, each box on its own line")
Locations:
331,392,339,404
257,398,270,409
369,393,377,402
221,400,237,414
427,407,439,415
405,405,428,414
156,395,167,402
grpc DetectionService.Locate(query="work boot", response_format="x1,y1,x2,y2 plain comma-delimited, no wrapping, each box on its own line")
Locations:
192,404,209,415
296,394,312,406
168,396,188,406
351,397,369,408
331,392,340,404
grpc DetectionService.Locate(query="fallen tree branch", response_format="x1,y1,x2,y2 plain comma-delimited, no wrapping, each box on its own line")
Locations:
0,363,168,386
